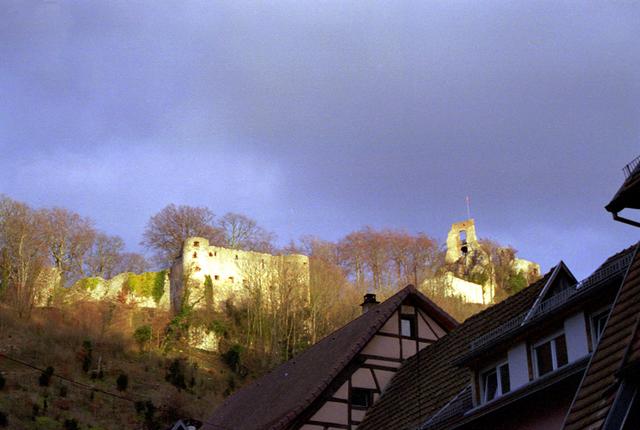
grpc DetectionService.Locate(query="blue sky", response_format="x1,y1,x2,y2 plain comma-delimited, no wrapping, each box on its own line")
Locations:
1,1,639,279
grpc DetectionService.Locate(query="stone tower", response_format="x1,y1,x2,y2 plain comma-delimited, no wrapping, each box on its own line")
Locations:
445,219,479,264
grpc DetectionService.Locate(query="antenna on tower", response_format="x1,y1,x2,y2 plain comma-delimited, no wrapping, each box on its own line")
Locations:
465,196,471,219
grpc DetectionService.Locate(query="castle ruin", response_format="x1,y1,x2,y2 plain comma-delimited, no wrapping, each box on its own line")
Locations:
170,237,310,312
434,219,540,304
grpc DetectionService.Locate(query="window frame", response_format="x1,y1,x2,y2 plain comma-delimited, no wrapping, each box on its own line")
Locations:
479,360,510,404
400,314,417,339
350,387,375,410
532,331,568,378
590,307,610,350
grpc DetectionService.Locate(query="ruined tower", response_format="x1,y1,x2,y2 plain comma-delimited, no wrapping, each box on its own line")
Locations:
445,219,479,264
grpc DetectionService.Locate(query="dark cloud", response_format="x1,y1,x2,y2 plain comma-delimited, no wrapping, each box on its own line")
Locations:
1,1,639,278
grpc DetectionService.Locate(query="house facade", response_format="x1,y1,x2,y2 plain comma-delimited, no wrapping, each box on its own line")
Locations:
202,286,457,430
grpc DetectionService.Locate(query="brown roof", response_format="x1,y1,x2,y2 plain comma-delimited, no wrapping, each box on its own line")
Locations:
606,155,640,214
358,269,554,430
563,243,640,430
202,285,457,430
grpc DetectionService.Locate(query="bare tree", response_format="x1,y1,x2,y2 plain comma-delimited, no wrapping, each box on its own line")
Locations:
0,196,49,317
218,212,275,253
141,204,223,267
115,252,150,274
39,207,96,287
85,233,125,278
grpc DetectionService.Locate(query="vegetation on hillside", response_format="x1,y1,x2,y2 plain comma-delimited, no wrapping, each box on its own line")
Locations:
0,196,539,428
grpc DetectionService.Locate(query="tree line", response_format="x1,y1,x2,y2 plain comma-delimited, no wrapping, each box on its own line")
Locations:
1,195,535,368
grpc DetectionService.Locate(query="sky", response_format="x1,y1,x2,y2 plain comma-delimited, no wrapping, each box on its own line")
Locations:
1,0,639,279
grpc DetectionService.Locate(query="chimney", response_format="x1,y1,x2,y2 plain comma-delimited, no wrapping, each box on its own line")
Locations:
360,293,380,314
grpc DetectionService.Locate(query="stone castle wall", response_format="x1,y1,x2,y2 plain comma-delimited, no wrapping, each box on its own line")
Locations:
170,237,310,312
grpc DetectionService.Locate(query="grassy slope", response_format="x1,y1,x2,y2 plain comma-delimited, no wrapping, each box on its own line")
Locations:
0,303,240,430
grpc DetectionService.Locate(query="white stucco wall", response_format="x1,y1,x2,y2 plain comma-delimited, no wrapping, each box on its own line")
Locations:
507,341,530,390
564,311,589,362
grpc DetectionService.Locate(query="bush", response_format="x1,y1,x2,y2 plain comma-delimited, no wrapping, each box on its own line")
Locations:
34,416,59,430
39,366,54,387
126,271,166,302
78,340,93,373
222,344,243,373
133,325,152,352
165,358,187,390
134,400,156,429
63,419,79,430
75,277,101,292
116,373,128,391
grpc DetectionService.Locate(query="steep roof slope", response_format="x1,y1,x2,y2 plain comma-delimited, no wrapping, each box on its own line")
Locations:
358,269,554,430
563,243,640,430
606,155,640,214
202,285,456,430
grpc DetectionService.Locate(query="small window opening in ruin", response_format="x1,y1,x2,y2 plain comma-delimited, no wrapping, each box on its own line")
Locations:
214,275,219,280
192,252,198,258
193,241,200,247
459,230,467,244
209,252,213,257
214,251,217,256
195,266,201,272
229,276,234,282
235,254,238,260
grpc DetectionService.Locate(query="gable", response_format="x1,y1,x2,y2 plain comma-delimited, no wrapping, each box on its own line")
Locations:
202,285,456,430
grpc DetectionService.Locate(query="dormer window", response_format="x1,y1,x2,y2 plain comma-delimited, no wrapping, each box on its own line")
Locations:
480,361,510,403
400,315,416,338
533,333,568,377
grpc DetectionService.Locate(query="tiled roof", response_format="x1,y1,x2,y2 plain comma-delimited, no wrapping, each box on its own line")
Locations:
358,269,553,430
201,285,457,430
563,243,640,430
606,154,640,214
360,245,638,430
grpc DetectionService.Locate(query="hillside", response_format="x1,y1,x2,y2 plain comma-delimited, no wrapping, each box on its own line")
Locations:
0,302,246,430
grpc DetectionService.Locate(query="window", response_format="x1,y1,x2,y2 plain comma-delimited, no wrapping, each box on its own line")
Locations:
214,275,219,280
193,241,199,247
533,333,568,377
209,252,213,257
235,254,238,260
590,308,610,349
351,388,374,409
192,252,197,258
400,315,416,338
480,362,510,403
228,276,234,283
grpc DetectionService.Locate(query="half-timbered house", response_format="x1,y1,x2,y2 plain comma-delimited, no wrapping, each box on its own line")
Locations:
202,285,457,430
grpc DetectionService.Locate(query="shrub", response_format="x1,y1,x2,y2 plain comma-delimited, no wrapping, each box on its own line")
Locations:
133,325,152,352
165,358,187,390
75,277,101,292
63,419,79,430
222,344,243,373
39,366,54,387
116,373,128,391
204,275,214,309
78,340,93,373
34,416,59,430
134,400,156,429
153,271,166,303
